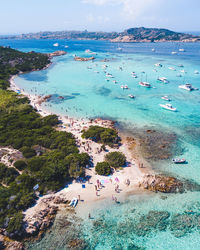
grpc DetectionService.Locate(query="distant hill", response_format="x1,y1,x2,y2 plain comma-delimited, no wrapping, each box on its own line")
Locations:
1,27,200,43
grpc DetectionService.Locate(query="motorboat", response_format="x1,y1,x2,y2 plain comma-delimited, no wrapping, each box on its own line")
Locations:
64,45,69,48
152,48,155,52
194,70,199,74
106,73,114,78
155,63,162,67
179,49,185,52
171,51,178,55
168,67,176,71
53,43,59,47
139,82,151,88
128,94,135,99
117,47,122,51
178,64,184,67
179,83,198,91
113,80,117,84
180,70,186,73
158,77,169,83
121,85,128,89
172,158,186,164
161,96,171,101
159,103,177,111
69,198,78,207
132,74,138,78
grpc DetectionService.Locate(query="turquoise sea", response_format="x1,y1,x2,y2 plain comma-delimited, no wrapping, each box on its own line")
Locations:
1,39,200,249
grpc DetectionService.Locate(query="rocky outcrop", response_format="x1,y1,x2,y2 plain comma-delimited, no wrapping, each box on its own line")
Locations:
139,174,200,193
0,233,24,250
74,56,95,61
24,195,69,237
36,94,52,105
48,51,67,58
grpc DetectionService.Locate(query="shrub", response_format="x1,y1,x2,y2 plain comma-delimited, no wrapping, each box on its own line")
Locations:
6,212,24,234
28,157,46,172
95,162,111,176
82,126,119,146
14,160,27,171
105,152,126,169
21,147,36,158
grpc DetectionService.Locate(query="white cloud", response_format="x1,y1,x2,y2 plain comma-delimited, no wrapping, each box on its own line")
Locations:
82,0,161,21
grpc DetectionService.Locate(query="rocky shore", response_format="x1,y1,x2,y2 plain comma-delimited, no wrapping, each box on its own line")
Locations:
74,56,95,61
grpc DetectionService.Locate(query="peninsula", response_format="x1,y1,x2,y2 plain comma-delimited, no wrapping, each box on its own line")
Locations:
2,27,200,43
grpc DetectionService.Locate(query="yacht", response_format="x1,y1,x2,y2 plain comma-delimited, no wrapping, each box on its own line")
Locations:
179,49,185,52
106,73,114,78
139,82,151,88
121,85,128,89
172,158,186,164
128,94,135,99
53,43,59,47
168,67,176,71
155,63,162,67
158,77,169,83
161,96,171,101
160,103,177,111
179,83,198,91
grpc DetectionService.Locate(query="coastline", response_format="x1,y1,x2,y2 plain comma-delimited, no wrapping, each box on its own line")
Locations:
9,73,149,221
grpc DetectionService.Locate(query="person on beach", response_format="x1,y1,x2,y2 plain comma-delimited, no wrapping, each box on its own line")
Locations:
88,213,91,219
95,185,97,191
78,195,80,201
96,191,98,196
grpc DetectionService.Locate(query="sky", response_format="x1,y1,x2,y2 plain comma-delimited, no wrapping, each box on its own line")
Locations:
0,0,199,34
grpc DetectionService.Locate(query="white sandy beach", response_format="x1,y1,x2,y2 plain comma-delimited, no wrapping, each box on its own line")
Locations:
9,75,146,219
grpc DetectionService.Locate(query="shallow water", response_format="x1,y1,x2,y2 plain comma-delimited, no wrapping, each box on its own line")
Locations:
1,39,200,249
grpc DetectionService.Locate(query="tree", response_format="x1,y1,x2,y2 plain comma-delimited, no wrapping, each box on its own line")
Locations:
105,152,126,169
95,162,111,176
14,160,27,171
21,146,36,158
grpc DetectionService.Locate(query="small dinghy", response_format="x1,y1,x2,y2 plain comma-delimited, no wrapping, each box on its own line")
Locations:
172,158,186,164
69,197,78,207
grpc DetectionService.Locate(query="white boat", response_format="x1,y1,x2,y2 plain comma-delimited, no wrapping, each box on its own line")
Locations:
117,47,122,51
161,96,171,101
179,49,185,52
168,67,176,71
158,77,169,83
179,83,198,91
180,70,186,73
64,45,69,48
121,85,128,89
113,80,117,84
194,70,199,74
172,158,186,164
139,82,151,88
132,74,138,78
106,73,114,78
171,51,178,55
160,103,177,111
69,197,78,207
155,63,162,67
152,48,155,52
128,94,135,99
53,43,59,47
176,74,182,77
178,64,184,67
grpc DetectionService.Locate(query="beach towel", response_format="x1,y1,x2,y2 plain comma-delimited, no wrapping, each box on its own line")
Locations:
82,184,86,189
105,179,109,184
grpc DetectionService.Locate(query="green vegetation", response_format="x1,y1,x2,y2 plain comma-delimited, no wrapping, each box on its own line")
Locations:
95,162,111,176
105,152,126,169
0,46,90,237
14,160,27,171
82,125,119,146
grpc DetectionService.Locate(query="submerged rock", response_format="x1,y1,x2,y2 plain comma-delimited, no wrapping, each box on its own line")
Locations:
133,211,170,236
169,213,199,237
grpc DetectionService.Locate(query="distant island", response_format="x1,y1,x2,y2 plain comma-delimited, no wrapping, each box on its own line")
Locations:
2,27,200,42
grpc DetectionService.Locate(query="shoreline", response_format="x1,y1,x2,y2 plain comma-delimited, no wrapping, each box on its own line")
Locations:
9,74,150,212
